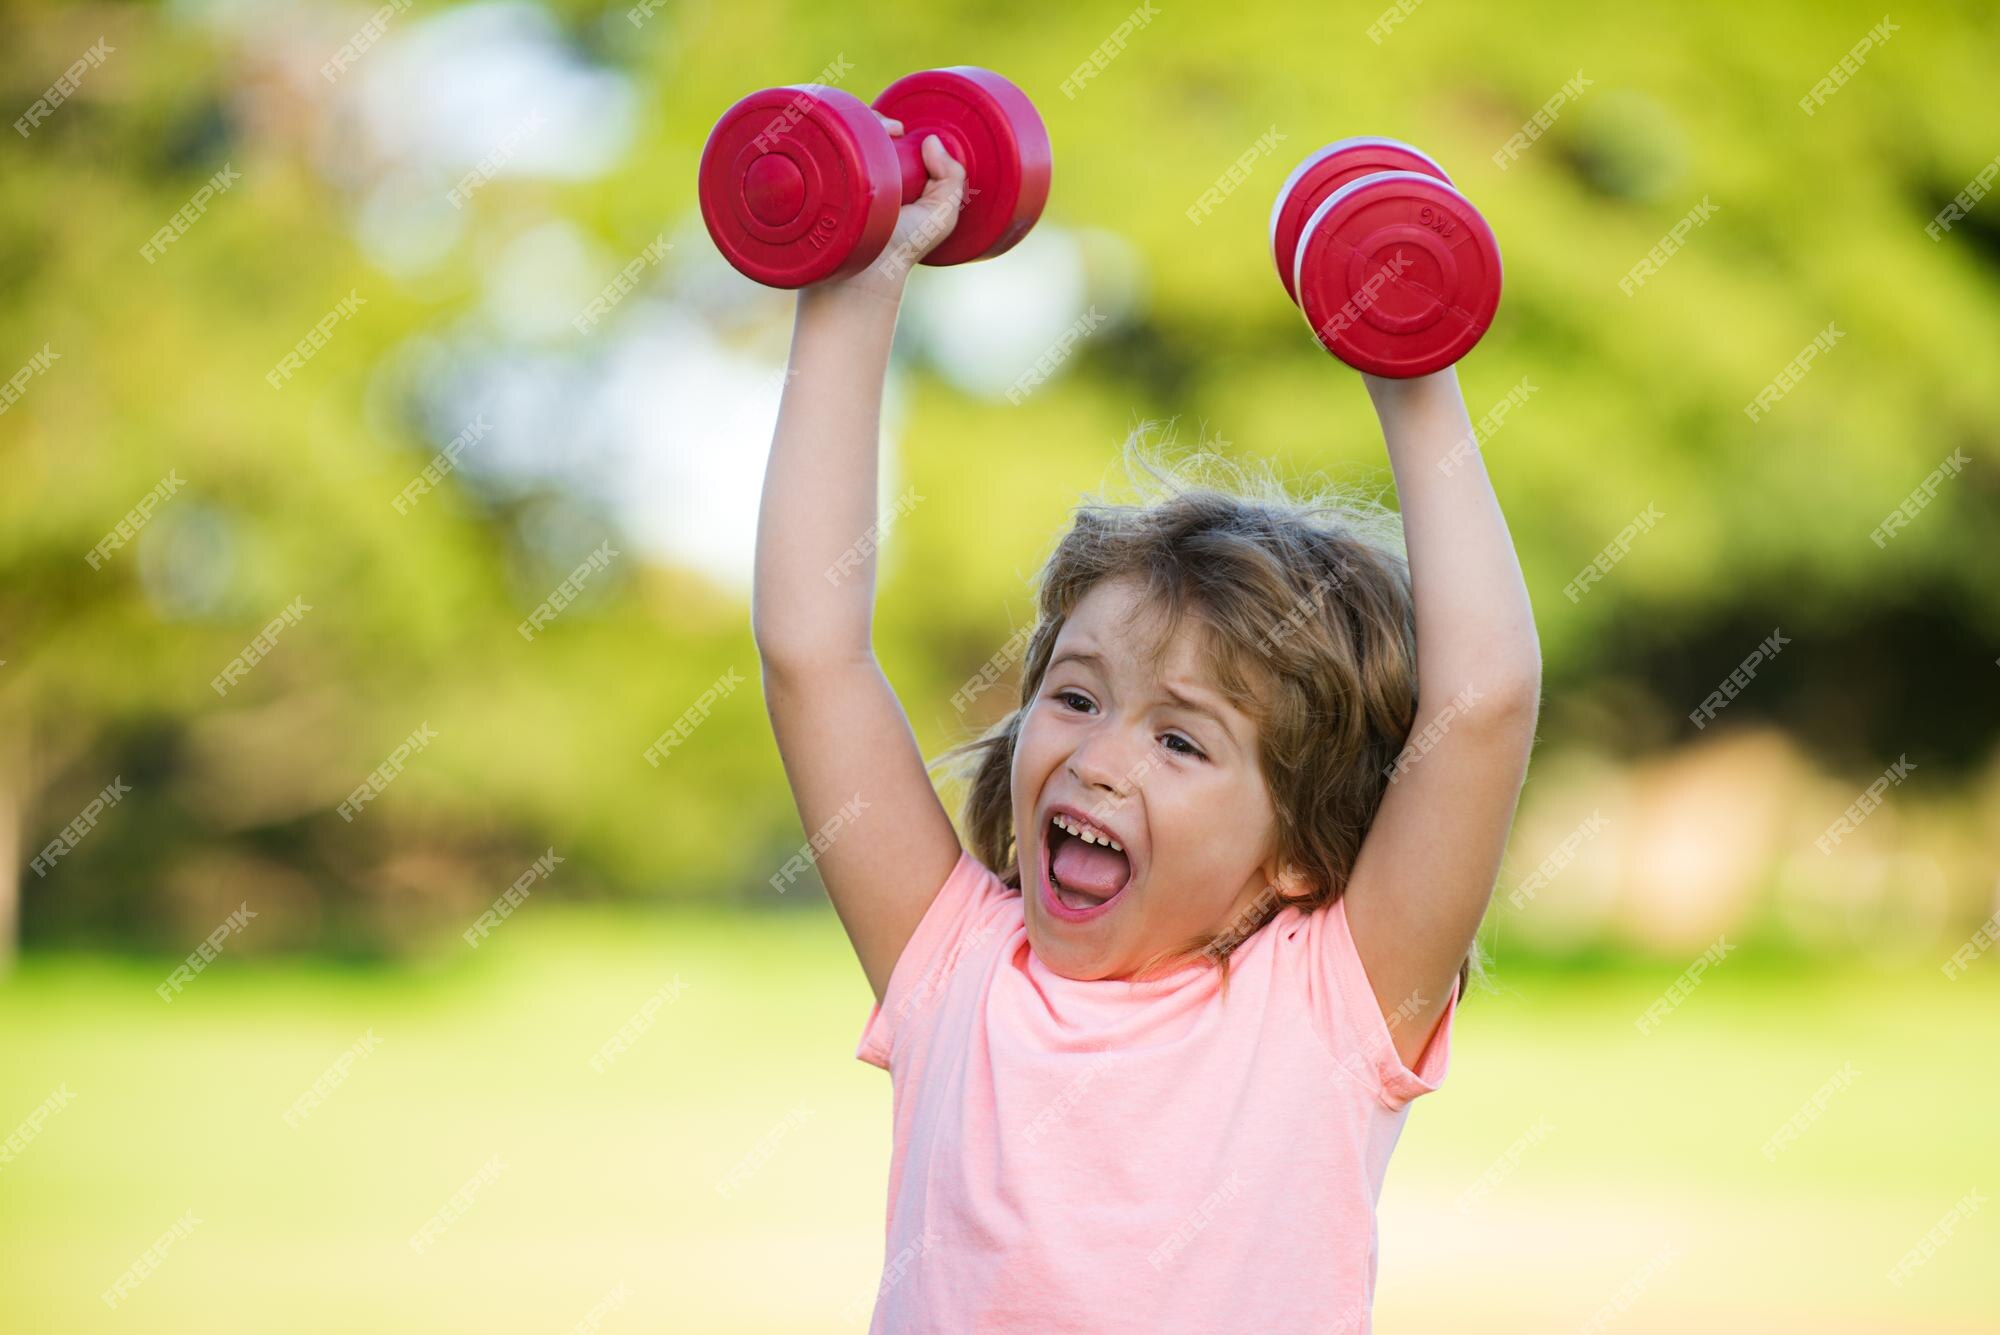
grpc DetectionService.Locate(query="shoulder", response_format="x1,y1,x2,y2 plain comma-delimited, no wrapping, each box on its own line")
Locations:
1272,896,1461,1113
854,850,1019,1070
901,849,1020,988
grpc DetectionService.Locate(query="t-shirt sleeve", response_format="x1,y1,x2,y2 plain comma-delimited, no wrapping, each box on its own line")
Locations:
854,847,1008,1072
1297,893,1460,1113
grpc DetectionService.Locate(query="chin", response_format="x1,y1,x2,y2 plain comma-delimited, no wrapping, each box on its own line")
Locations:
1028,914,1132,978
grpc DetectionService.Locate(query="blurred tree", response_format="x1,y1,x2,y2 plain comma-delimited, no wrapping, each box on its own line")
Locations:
3,0,1995,955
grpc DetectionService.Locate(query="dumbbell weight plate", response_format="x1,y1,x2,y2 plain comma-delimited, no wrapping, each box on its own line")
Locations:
872,67,1052,267
698,84,903,289
1292,170,1501,378
1268,137,1453,306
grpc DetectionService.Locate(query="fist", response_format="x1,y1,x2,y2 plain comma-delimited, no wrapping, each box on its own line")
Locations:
839,113,968,294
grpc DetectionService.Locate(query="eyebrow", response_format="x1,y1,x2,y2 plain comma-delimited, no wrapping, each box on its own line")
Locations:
1047,648,1240,746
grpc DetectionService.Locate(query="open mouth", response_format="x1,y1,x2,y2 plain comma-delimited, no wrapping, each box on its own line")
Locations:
1039,813,1134,921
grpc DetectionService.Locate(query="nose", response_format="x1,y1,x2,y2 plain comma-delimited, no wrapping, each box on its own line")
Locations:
1066,720,1135,799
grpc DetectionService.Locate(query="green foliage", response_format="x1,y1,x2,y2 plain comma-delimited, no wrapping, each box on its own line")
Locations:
4,0,1995,946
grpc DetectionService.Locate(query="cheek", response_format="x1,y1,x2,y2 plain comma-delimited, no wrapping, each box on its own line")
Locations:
1152,789,1248,871
1010,721,1049,830
1014,712,1057,779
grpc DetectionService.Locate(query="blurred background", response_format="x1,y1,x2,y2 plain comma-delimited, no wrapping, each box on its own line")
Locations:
3,0,1997,1329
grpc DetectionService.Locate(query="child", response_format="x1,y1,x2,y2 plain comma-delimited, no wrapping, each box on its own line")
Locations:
753,120,1541,1333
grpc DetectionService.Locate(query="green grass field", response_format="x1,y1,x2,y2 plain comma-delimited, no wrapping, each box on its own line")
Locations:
2,906,1994,1333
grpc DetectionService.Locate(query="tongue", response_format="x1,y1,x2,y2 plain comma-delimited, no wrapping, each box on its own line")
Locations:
1053,836,1131,898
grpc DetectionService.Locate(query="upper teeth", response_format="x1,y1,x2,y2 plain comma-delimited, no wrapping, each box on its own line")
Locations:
1053,813,1122,852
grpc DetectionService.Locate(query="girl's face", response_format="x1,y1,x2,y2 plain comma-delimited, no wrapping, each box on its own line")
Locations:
1011,576,1295,980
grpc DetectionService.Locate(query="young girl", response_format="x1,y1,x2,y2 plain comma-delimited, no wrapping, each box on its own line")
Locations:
753,122,1541,1333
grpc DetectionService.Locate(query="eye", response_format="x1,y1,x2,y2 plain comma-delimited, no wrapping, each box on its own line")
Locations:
1051,689,1206,761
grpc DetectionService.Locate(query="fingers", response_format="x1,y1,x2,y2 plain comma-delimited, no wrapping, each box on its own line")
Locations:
905,138,966,256
921,133,962,174
921,133,966,187
873,119,965,181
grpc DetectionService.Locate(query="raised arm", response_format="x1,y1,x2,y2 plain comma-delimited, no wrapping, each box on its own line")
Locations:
752,127,968,1006
1340,364,1543,1067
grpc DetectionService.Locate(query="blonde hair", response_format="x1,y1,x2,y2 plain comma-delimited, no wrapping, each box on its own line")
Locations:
930,423,1483,1003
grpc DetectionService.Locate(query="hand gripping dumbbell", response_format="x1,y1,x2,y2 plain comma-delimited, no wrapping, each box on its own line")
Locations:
698,67,1052,289
1268,137,1502,377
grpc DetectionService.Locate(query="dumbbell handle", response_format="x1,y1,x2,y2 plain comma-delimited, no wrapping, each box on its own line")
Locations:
889,126,968,204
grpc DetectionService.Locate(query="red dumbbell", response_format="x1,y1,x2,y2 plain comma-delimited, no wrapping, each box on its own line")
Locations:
698,66,1052,289
1268,136,1502,377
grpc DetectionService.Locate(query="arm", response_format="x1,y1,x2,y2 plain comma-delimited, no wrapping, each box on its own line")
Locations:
1340,364,1543,1068
752,127,969,1006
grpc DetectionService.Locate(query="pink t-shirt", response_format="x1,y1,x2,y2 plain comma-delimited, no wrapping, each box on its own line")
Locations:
854,848,1459,1333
